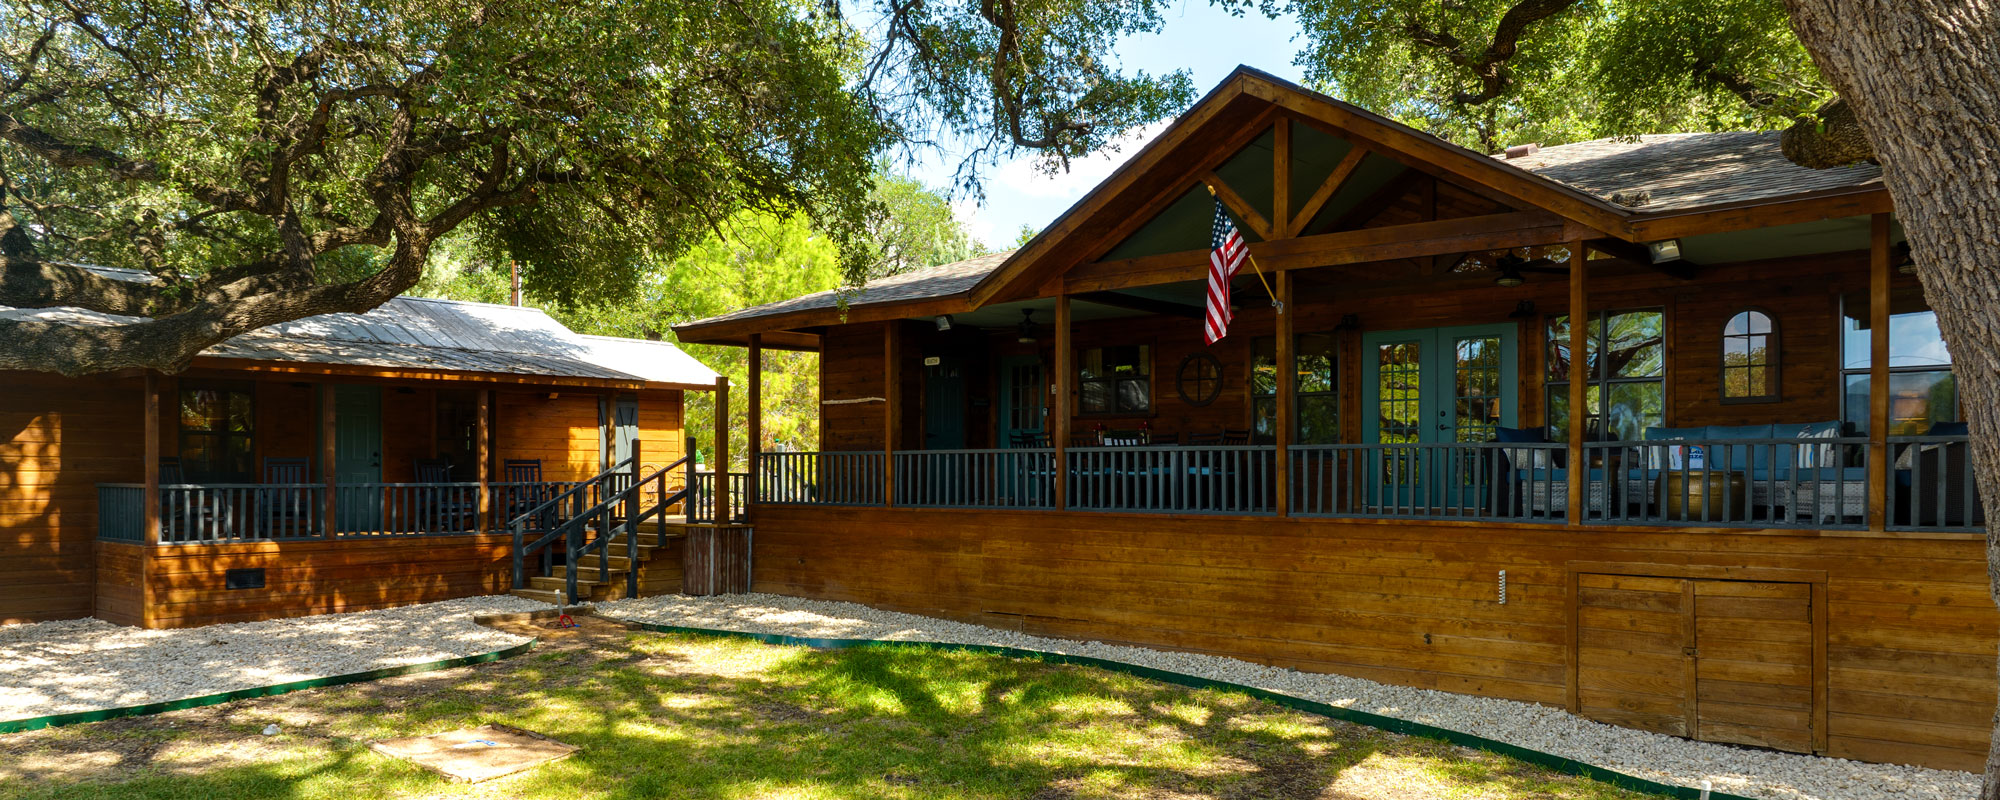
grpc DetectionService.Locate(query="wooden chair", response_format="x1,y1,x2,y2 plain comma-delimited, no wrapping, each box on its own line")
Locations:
415,458,478,533
502,459,554,529
1146,433,1180,446
1220,429,1251,445
259,458,313,538
1186,432,1223,446
1010,432,1052,449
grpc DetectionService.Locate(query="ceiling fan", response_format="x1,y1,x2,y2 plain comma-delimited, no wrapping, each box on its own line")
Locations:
1491,253,1567,288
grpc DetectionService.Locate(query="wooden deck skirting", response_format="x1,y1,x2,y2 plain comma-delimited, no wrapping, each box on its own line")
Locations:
746,502,1994,772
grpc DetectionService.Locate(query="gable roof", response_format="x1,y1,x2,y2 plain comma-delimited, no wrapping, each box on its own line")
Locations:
1494,132,1883,213
675,67,1893,344
2,266,719,388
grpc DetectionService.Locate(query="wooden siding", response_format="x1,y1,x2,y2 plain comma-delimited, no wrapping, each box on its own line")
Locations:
144,535,514,628
0,372,143,624
495,391,607,481
749,504,1993,771
93,541,147,627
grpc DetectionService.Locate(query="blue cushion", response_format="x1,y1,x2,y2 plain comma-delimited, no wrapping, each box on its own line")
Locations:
1493,426,1547,443
1704,424,1775,440
1772,420,1842,439
1644,426,1703,441
1794,466,1869,482
1702,425,1775,473
1927,421,1969,436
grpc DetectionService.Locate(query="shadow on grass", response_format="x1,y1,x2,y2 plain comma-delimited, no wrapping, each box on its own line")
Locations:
0,631,1659,800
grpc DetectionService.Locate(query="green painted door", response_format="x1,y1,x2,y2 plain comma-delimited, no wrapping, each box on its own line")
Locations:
923,359,967,450
1360,324,1516,509
996,355,1046,447
333,385,382,532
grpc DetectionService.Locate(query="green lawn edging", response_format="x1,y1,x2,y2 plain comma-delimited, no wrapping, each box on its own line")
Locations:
619,620,1749,800
0,639,537,735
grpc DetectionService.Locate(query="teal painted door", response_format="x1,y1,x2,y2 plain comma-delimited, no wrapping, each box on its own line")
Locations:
1360,324,1517,509
923,359,967,450
996,355,1046,447
334,385,382,532
612,395,640,466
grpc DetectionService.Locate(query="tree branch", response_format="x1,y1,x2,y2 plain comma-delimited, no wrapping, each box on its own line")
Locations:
1405,0,1581,105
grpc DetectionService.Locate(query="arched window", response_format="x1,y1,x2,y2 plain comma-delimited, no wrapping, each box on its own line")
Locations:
1722,309,1778,402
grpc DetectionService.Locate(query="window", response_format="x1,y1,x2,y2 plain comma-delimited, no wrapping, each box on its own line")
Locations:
1722,309,1779,402
1252,333,1339,444
1078,345,1151,414
179,385,254,481
1841,292,1956,435
1547,309,1665,441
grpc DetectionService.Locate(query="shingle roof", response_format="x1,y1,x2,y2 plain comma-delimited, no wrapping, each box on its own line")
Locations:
1494,132,1883,213
688,249,1014,328
1,270,718,386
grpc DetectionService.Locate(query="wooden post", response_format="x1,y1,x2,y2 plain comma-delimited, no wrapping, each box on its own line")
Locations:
321,383,337,539
747,333,763,521
1053,294,1073,511
883,323,899,507
1566,240,1588,524
627,437,643,598
1272,118,1291,235
1274,272,1295,516
142,372,160,547
713,377,731,524
1868,213,1891,531
476,389,491,534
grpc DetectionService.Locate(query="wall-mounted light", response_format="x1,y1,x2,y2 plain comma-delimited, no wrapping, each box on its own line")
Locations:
1894,242,1917,275
934,314,954,332
1646,239,1683,263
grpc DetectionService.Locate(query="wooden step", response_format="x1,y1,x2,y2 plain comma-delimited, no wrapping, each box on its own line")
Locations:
551,566,635,584
510,587,568,605
526,576,619,601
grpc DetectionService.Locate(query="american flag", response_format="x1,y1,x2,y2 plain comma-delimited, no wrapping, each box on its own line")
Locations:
1204,199,1248,344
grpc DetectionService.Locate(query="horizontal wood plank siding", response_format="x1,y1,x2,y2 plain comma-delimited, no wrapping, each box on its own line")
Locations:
495,391,606,481
144,535,514,628
0,372,144,623
749,504,1992,771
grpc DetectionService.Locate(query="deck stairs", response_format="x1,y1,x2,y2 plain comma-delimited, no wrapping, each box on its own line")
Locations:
506,454,696,606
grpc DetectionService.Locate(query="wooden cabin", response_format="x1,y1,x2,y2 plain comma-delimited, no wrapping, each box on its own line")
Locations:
674,69,1993,771
1,281,719,629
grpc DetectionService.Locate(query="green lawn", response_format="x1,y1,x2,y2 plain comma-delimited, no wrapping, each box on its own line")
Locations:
0,620,1660,800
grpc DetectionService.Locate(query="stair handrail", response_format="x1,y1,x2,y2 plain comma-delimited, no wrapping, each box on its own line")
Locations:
505,455,636,533
509,455,633,593
511,453,693,601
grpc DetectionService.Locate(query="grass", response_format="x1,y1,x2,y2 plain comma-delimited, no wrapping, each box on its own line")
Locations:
0,619,1662,800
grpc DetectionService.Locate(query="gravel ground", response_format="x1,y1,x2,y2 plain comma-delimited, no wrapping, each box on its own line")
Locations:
597,593,1978,800
0,595,549,722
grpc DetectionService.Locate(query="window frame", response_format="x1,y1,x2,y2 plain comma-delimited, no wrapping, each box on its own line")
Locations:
1545,307,1667,441
177,381,256,483
1720,307,1781,405
1076,343,1154,416
1252,331,1341,445
1838,293,1958,435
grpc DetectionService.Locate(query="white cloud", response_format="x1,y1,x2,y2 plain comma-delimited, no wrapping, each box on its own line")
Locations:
992,120,1175,201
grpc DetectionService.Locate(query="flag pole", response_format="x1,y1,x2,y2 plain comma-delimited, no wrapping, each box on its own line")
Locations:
1205,184,1284,314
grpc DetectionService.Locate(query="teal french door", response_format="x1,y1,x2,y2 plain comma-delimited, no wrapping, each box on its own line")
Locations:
996,355,1046,446
1360,324,1517,510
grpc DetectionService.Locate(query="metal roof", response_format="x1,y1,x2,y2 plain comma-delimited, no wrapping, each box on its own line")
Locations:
687,249,1013,330
1,271,719,387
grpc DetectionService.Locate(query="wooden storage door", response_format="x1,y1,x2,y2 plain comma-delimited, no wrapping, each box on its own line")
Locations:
1574,574,1816,753
1692,580,1814,752
1576,574,1694,736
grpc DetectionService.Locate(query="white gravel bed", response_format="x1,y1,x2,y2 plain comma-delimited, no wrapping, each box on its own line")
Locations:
598,593,1977,800
0,595,550,722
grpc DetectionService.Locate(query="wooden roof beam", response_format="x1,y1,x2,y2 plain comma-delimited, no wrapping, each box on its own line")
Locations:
1073,290,1206,319
1203,170,1275,241
1287,145,1368,237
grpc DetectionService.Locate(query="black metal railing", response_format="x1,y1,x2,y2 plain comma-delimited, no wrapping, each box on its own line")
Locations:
690,471,750,523
894,449,1057,509
1065,445,1277,515
512,454,692,603
129,483,328,543
1289,442,1568,521
1580,438,1871,528
1888,435,1985,531
757,451,885,506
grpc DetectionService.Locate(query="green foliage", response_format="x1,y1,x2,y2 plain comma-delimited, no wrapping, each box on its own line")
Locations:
1242,0,1828,151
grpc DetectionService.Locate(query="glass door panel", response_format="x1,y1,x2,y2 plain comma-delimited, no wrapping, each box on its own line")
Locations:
1362,325,1517,512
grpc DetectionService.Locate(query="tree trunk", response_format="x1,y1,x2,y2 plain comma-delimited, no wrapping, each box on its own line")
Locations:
1780,1,2000,790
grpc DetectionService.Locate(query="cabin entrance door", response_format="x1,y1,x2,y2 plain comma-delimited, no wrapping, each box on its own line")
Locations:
923,358,967,450
332,385,383,532
1359,324,1517,511
996,355,1046,447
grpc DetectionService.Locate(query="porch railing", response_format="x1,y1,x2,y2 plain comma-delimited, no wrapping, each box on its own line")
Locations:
894,449,1056,509
121,484,329,543
1580,438,1871,528
96,484,146,543
690,471,749,523
1289,443,1567,521
1888,435,1985,531
757,451,885,506
1065,445,1277,515
334,483,482,537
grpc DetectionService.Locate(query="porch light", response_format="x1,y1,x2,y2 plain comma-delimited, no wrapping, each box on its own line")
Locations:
934,314,954,331
1494,272,1525,288
1646,239,1683,263
1016,309,1038,344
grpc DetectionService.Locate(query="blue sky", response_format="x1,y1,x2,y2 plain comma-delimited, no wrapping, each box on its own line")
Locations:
906,2,1307,249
